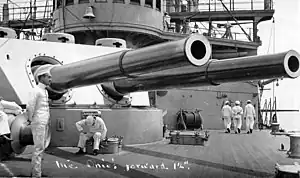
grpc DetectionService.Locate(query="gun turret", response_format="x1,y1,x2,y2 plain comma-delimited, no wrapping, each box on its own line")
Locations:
33,34,212,102
7,34,300,155
26,35,300,104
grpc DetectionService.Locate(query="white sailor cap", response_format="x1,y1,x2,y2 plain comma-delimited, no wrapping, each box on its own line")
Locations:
34,64,53,82
34,64,52,78
85,115,95,126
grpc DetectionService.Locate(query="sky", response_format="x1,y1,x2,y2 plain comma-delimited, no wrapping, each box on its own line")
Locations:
258,0,300,109
257,0,300,129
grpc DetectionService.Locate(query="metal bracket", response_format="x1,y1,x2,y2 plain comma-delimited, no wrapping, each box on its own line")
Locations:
118,50,138,78
96,83,132,107
205,59,220,86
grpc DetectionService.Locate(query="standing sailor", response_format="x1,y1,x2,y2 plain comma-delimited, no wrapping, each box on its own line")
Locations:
27,65,52,177
221,101,232,133
244,100,256,134
232,101,243,134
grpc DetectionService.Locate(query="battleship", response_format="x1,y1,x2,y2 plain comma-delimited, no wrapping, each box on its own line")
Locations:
0,0,300,177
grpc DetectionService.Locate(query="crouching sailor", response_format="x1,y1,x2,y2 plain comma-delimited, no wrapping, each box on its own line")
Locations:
0,97,13,161
75,111,107,156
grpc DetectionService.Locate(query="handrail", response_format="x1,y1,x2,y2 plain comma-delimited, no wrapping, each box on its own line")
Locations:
164,0,273,13
0,0,53,22
165,24,254,42
0,5,53,21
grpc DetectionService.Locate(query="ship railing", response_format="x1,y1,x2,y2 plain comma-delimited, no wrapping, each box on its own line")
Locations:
0,1,53,22
165,23,255,42
164,0,274,13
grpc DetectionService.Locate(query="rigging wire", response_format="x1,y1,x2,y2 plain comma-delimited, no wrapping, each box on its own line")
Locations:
7,0,22,8
218,0,251,41
266,17,275,54
273,17,275,53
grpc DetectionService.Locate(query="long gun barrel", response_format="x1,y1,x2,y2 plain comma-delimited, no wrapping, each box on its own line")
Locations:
47,34,211,93
106,50,300,94
10,37,300,155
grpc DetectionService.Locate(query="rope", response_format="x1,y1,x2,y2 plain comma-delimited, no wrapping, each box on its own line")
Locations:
266,17,275,54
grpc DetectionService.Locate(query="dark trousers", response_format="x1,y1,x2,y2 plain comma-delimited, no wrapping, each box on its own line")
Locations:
0,134,12,161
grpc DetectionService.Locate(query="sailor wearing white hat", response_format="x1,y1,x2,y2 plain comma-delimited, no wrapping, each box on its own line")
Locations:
75,111,107,155
221,101,232,133
244,100,256,134
26,65,52,177
232,100,243,134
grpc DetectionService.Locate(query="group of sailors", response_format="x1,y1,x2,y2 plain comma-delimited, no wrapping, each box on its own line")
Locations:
221,100,256,134
0,65,108,178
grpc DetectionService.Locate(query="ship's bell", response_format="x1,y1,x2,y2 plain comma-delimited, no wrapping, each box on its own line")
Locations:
83,6,95,19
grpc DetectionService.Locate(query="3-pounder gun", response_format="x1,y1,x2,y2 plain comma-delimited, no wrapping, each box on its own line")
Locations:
8,34,300,155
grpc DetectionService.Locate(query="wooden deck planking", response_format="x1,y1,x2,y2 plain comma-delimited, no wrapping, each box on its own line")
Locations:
249,142,274,173
2,130,300,178
238,135,265,171
126,130,299,177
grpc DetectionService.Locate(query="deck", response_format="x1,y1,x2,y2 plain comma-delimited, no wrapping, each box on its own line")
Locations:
0,130,298,178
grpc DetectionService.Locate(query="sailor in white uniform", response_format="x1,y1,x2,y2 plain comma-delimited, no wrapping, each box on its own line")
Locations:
244,100,256,134
75,111,107,155
232,101,243,134
27,65,52,177
221,101,232,133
